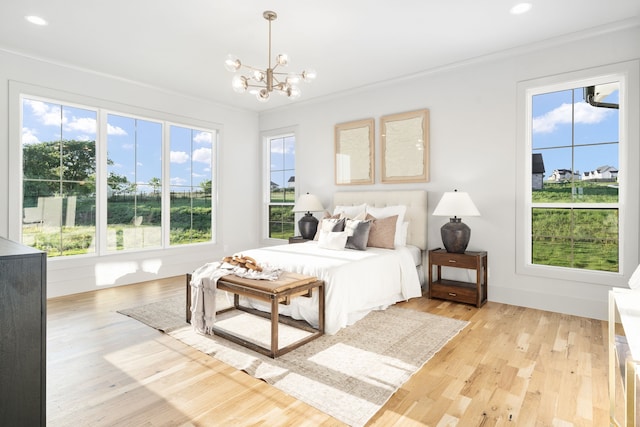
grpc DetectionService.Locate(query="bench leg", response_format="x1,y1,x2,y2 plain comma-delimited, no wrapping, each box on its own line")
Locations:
271,297,278,358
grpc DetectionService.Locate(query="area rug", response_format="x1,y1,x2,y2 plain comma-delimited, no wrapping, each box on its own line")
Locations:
119,296,468,426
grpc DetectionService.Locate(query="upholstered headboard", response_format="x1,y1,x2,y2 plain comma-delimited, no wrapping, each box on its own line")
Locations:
333,190,428,250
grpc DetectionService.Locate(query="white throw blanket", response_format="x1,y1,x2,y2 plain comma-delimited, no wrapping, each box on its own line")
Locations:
189,261,282,334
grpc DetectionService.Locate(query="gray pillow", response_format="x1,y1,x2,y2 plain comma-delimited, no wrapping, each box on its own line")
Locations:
345,220,372,250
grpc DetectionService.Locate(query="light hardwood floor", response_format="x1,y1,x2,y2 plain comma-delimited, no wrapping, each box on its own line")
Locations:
47,276,620,426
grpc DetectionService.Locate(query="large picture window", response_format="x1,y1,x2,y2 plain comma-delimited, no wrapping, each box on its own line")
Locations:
106,114,163,251
22,99,97,256
517,61,639,286
20,96,217,257
169,125,214,245
531,84,620,272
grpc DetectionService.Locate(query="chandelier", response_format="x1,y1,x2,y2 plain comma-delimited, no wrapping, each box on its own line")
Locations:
224,10,316,102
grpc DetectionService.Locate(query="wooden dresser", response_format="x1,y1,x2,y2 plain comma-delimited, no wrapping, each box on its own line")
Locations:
0,237,47,426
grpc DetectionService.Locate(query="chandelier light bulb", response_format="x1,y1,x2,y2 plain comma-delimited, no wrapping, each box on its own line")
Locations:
257,88,270,102
276,54,289,66
224,54,241,72
231,75,248,93
302,69,317,82
285,73,300,85
287,86,301,100
252,70,265,82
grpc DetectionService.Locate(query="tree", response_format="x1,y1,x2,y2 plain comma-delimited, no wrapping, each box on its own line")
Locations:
200,179,212,196
23,140,96,199
149,177,162,195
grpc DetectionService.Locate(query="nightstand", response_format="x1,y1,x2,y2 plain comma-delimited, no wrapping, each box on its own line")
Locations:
288,236,311,244
428,249,487,307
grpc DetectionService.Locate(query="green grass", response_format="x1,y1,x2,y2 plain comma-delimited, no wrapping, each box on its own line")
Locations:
531,188,619,272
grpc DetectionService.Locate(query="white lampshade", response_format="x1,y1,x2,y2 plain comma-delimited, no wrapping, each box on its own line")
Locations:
293,193,324,213
432,190,480,218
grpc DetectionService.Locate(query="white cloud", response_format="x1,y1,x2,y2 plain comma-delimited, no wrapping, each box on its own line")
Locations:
533,101,612,134
107,123,127,136
23,99,106,139
170,151,189,164
24,99,63,127
170,177,187,186
66,116,96,134
194,131,212,144
192,147,212,165
21,127,40,144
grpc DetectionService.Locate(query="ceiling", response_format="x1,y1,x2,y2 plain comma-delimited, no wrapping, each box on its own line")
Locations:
1,1,638,112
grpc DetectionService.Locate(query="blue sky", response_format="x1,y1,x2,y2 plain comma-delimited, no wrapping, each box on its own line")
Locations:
532,85,619,180
22,99,213,193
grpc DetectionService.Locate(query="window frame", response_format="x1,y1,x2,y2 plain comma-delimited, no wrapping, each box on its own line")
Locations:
262,127,298,242
515,61,639,287
9,82,219,260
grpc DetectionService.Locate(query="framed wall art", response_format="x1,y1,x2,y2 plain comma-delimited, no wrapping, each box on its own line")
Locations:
380,109,429,183
334,118,374,185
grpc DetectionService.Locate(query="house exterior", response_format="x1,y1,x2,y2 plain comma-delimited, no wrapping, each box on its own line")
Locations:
548,168,580,182
582,165,618,181
532,153,545,190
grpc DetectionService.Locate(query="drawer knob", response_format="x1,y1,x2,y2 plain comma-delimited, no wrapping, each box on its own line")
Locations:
448,292,457,297
448,260,457,263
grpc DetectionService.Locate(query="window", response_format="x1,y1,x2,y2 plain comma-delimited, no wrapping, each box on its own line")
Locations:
169,125,214,245
531,84,620,272
106,114,163,251
20,95,217,257
22,98,97,256
517,61,639,285
265,133,296,239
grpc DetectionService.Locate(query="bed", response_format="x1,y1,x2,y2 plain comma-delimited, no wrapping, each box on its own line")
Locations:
190,190,427,335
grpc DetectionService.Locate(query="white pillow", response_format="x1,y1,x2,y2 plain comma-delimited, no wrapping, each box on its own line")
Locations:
629,264,640,290
317,230,348,250
365,205,407,247
396,221,409,247
333,203,366,219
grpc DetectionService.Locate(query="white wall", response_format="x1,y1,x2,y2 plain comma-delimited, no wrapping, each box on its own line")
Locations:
0,49,261,297
259,24,640,320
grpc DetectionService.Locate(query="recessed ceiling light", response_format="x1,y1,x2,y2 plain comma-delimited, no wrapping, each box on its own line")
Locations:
510,3,532,15
25,15,48,26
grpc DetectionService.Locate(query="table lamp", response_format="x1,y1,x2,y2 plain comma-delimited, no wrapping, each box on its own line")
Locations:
292,193,324,240
432,189,480,253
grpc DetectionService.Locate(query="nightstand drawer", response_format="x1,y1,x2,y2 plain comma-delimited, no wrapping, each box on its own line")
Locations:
430,281,478,305
430,251,478,268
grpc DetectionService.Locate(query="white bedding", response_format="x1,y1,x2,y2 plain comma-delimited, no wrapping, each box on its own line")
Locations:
236,241,422,334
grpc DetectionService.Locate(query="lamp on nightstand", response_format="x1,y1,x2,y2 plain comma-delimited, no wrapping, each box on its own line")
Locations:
432,189,480,253
293,193,324,240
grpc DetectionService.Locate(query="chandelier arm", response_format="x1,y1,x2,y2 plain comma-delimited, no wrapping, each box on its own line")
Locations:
240,64,263,72
272,71,300,77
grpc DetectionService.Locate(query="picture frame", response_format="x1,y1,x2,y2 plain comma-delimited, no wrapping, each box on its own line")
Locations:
380,109,429,183
335,118,375,185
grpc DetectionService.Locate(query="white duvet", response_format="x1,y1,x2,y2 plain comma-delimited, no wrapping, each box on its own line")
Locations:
236,241,422,334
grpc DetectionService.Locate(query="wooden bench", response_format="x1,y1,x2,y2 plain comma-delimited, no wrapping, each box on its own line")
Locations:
186,272,324,358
